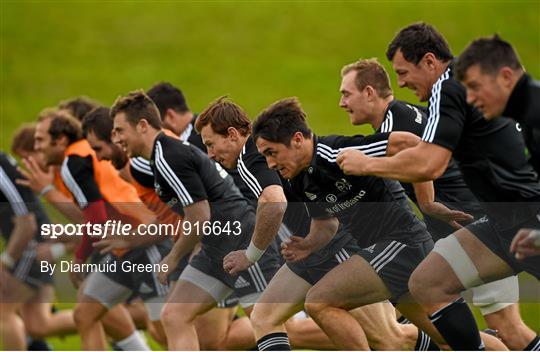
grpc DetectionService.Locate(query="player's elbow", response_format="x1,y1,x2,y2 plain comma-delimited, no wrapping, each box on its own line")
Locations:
259,186,288,216
387,132,421,156
417,162,445,181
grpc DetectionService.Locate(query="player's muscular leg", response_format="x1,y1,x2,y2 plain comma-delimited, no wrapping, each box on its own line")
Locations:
250,265,311,340
483,304,536,350
73,295,110,350
22,285,76,339
409,227,514,315
351,301,417,350
160,280,216,350
195,307,236,350
0,271,35,349
305,255,391,350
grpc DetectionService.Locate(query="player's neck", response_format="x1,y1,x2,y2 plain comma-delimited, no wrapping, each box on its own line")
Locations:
178,111,194,135
301,137,315,170
371,95,394,130
141,129,161,159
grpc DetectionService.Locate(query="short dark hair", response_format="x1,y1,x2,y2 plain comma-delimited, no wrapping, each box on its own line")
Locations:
386,22,453,64
252,97,312,146
12,124,36,154
38,109,83,145
147,82,190,119
58,96,100,121
82,107,113,142
195,96,251,136
110,90,162,130
455,35,523,81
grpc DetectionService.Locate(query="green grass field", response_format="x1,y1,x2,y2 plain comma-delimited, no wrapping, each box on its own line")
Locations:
1,0,539,350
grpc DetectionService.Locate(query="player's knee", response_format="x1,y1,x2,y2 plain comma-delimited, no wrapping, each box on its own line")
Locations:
303,302,328,321
250,304,280,333
73,304,96,328
161,303,192,328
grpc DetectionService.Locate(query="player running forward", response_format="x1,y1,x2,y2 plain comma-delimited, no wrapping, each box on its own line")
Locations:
13,123,160,351
0,151,76,349
195,97,345,350
110,90,281,350
32,109,169,350
83,105,258,350
252,97,507,351
455,35,540,260
146,82,260,349
336,22,540,350
339,57,529,348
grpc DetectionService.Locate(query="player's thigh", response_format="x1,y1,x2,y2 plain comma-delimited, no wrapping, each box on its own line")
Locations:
454,227,514,280
251,264,311,326
21,284,55,323
0,269,35,303
195,307,235,347
163,279,218,321
306,254,391,310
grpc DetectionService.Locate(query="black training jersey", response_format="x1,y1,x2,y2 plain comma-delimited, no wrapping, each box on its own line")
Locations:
150,132,255,257
234,137,283,206
129,117,208,188
60,155,103,209
289,134,430,247
0,152,50,241
502,74,540,175
421,64,540,226
377,100,475,200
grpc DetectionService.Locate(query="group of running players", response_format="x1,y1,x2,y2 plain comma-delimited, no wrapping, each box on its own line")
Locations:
1,22,539,351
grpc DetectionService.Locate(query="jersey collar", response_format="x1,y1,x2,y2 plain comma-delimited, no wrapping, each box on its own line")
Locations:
502,73,530,122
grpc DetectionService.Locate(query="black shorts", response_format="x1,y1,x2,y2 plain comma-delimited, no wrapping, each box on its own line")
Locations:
286,238,360,285
188,241,281,301
355,238,434,303
11,241,53,289
99,240,173,301
467,215,540,279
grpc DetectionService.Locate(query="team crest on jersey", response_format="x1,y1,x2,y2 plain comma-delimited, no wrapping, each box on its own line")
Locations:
305,191,317,200
326,194,337,203
335,178,352,192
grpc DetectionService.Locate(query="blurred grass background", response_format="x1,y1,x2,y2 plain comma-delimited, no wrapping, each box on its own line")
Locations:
1,0,539,350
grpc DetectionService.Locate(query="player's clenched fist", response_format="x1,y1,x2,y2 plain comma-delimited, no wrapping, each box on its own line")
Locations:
336,149,369,175
223,250,253,276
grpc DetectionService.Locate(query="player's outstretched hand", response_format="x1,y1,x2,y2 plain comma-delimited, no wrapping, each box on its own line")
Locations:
510,228,540,259
93,237,132,254
223,250,252,276
281,236,313,262
157,254,175,285
336,149,369,176
419,202,474,229
15,156,54,193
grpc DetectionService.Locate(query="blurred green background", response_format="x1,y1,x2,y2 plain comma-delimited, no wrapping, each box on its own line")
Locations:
1,0,539,350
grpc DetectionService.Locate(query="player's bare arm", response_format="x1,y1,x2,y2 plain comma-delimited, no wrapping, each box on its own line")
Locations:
223,184,287,275
157,199,211,284
337,140,452,183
